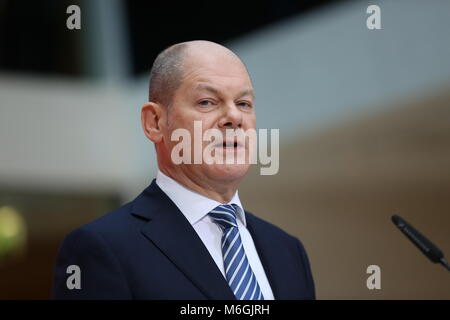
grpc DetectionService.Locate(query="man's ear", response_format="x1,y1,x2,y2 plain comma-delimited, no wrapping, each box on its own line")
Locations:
141,102,165,143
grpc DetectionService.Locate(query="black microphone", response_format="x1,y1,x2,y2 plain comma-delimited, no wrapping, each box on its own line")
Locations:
391,215,450,271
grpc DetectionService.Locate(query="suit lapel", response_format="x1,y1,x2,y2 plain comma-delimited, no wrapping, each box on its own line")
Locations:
131,180,236,300
245,212,285,300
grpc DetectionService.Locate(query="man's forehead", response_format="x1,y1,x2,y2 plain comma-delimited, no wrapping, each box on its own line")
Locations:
179,44,254,97
193,82,255,98
182,47,249,78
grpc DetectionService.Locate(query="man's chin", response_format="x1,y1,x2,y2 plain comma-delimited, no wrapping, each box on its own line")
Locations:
205,163,250,182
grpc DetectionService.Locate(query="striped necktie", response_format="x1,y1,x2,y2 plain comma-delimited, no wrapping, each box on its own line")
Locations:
209,204,264,300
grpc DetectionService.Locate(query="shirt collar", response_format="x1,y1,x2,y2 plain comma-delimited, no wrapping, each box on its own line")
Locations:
155,170,246,227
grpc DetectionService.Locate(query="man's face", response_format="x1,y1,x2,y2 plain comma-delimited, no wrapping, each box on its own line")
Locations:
160,50,256,185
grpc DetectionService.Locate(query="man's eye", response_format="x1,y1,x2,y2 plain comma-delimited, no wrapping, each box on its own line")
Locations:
237,101,252,108
198,100,213,106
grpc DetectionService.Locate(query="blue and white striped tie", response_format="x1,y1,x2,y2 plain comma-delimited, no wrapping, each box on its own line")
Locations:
209,204,264,300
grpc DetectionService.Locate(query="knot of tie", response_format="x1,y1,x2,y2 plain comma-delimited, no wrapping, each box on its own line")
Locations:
209,204,238,230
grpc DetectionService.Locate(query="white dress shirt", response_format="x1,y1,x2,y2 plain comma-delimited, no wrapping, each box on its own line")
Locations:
156,170,275,300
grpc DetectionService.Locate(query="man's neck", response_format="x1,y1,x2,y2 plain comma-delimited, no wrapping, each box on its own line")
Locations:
158,167,240,203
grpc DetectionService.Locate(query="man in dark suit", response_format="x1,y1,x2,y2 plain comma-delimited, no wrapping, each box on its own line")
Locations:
52,40,315,300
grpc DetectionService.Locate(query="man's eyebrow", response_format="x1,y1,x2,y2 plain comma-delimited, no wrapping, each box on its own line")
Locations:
194,83,220,95
194,83,255,99
237,89,255,99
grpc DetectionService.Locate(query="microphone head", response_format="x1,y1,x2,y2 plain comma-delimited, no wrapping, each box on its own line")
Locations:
391,215,404,227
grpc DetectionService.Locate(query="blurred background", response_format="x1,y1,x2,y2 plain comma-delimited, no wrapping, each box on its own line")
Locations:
0,0,449,299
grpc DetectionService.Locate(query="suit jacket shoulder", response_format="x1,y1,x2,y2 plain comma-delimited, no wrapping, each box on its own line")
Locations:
244,211,316,299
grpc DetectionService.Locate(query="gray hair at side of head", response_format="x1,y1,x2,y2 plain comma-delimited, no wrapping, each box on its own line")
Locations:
148,43,188,107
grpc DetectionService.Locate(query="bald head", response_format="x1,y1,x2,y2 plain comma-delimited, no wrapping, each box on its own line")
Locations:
148,41,249,106
148,42,188,106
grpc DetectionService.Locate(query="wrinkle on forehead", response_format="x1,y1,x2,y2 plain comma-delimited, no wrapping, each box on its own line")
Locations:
194,83,255,99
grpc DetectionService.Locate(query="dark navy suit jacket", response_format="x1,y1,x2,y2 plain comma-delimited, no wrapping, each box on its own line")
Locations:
52,180,315,299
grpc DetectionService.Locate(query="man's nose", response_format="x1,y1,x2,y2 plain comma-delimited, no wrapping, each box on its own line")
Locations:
218,103,243,129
